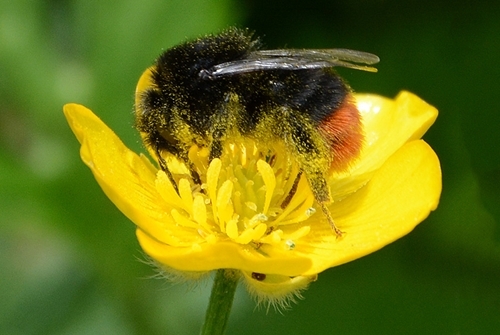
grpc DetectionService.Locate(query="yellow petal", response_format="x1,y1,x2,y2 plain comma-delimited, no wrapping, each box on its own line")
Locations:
136,228,313,275
331,91,438,199
135,67,155,107
296,139,442,275
134,67,163,160
63,104,181,245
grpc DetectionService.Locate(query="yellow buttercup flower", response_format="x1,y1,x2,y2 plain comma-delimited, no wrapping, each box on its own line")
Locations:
64,90,441,307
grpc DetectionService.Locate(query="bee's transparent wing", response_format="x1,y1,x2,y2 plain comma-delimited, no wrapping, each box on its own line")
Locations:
200,48,379,79
254,49,380,65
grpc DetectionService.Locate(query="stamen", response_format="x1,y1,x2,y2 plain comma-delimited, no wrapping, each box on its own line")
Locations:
257,160,276,213
192,195,208,228
178,178,193,210
171,209,198,229
156,171,185,209
206,158,222,204
159,141,316,248
216,180,234,228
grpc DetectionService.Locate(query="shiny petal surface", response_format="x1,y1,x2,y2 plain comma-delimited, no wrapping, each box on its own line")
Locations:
137,231,313,275
331,91,438,199
64,104,179,245
297,139,442,275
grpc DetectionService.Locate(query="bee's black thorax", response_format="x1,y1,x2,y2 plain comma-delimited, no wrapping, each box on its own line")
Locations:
137,28,350,149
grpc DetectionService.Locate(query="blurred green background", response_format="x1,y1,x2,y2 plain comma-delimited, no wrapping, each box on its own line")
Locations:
1,0,499,334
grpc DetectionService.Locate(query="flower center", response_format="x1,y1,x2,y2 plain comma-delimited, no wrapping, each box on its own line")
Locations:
156,139,314,250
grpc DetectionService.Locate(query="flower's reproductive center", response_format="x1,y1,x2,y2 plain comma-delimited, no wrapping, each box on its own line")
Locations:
157,140,314,251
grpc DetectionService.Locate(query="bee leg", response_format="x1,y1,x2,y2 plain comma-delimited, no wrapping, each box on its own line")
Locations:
208,112,228,162
188,163,203,186
286,115,344,237
280,166,343,237
207,92,238,161
155,142,179,194
321,203,343,238
156,143,200,191
209,139,223,160
281,171,303,209
307,173,344,238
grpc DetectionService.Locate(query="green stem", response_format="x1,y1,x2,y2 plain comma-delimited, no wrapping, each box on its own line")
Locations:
200,269,239,335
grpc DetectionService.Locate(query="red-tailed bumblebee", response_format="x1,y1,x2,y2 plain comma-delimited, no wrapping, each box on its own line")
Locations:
135,27,379,236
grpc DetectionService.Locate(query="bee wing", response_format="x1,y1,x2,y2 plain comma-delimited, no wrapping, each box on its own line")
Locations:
200,48,379,79
254,49,380,65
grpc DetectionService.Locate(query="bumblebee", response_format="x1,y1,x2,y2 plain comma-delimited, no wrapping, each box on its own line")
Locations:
135,27,378,236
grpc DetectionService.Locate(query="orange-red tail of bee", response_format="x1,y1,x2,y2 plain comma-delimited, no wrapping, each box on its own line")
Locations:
318,94,364,172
